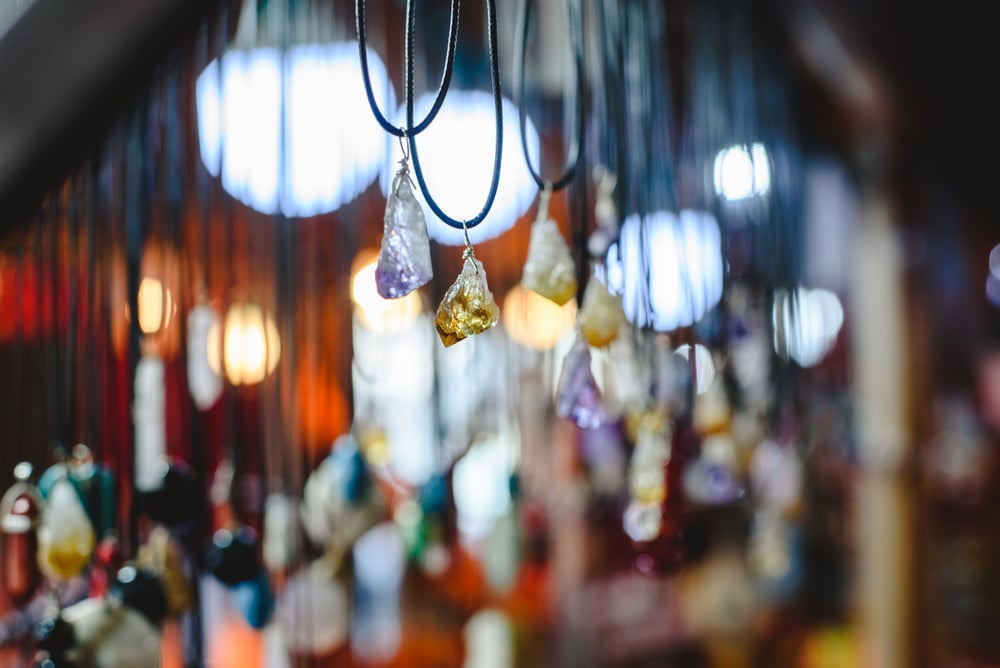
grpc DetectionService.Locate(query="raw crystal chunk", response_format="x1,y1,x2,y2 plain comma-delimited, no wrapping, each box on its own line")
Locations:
375,167,433,299
435,253,500,347
521,214,577,306
555,334,605,428
37,478,95,580
578,274,626,347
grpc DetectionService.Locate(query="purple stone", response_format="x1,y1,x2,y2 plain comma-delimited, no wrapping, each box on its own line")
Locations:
376,171,433,299
555,335,606,428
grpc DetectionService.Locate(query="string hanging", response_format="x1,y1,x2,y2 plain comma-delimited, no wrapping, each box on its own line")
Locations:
514,0,585,193
406,0,504,232
356,0,461,138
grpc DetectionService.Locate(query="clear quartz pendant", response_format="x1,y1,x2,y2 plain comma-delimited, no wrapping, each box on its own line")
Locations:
375,160,433,299
434,247,500,347
521,190,577,305
555,333,606,428
578,273,626,347
37,477,95,580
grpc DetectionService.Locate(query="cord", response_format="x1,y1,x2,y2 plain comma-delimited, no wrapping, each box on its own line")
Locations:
514,0,584,192
407,0,503,231
356,0,461,138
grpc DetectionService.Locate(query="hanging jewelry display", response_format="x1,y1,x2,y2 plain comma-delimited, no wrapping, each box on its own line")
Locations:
356,0,460,299
514,0,584,306
379,0,506,345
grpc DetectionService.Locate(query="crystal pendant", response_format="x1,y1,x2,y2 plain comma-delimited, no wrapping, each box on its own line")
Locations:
37,477,95,580
578,274,626,347
521,198,577,305
376,162,433,299
434,250,500,347
555,334,606,428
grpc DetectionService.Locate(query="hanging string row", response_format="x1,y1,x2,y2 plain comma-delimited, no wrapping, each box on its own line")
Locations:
515,0,585,192
407,0,504,231
356,0,461,138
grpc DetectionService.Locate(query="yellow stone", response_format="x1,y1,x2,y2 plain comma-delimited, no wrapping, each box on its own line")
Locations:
435,253,500,347
578,274,626,347
521,216,577,306
37,479,95,580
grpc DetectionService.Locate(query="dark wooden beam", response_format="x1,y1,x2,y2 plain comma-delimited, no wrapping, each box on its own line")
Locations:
0,0,231,235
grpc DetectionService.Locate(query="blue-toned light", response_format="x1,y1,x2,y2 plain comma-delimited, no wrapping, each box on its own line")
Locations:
606,210,724,331
196,43,395,217
713,143,771,201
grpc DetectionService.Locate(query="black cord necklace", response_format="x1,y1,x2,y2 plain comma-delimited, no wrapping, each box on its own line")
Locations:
514,0,584,193
406,0,503,235
356,0,503,237
356,0,461,138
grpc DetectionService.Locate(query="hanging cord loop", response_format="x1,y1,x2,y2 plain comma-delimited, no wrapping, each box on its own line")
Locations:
356,0,461,138
515,0,585,192
407,0,504,231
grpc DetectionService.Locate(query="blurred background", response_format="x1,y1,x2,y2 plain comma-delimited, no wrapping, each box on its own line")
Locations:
1,0,999,666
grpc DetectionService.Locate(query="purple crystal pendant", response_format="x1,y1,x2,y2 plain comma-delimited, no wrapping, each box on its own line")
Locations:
375,160,433,299
555,333,606,428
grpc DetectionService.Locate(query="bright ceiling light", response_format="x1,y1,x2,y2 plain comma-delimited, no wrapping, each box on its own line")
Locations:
772,287,844,367
196,43,394,217
605,210,724,331
713,143,771,201
382,91,540,246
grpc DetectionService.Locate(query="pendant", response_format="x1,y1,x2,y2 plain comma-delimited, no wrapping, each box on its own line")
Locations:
376,160,433,299
1,462,43,605
555,334,606,428
301,435,383,565
521,191,577,305
37,477,95,581
434,247,500,347
578,274,626,347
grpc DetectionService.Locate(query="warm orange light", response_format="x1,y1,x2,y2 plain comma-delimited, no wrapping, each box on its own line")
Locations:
137,277,177,334
350,250,422,334
502,285,576,350
207,303,281,385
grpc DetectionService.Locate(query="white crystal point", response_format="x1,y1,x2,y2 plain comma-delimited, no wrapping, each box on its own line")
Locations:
376,167,433,299
521,213,577,305
37,478,95,580
578,274,626,347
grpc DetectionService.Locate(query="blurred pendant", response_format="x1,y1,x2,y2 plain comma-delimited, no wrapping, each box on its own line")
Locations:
59,596,162,666
1,462,43,605
376,160,433,299
276,561,348,657
187,303,224,410
521,190,576,305
588,166,619,256
578,274,626,347
66,444,117,539
434,247,500,347
629,422,671,504
138,526,191,616
231,570,274,630
37,477,95,581
623,499,663,543
555,334,606,428
301,435,383,564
